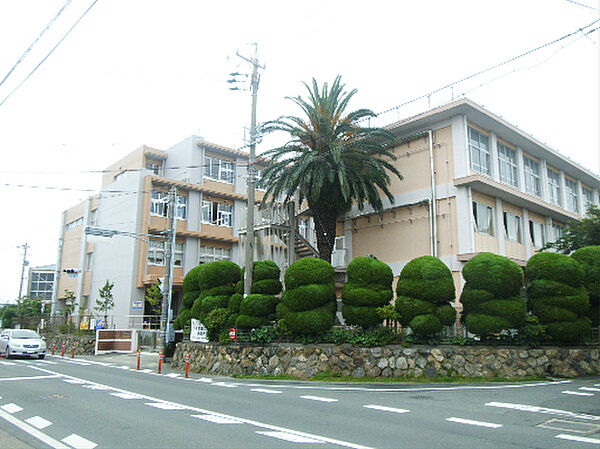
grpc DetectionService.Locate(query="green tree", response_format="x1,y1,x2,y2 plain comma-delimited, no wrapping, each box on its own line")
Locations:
63,289,76,324
543,205,600,253
261,76,402,262
145,280,163,315
94,281,114,329
0,304,18,328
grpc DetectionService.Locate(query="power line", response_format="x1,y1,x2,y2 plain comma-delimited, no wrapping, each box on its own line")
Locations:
0,0,100,109
565,0,599,11
0,0,72,89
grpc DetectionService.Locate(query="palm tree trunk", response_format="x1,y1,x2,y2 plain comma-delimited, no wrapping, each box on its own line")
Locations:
311,205,338,263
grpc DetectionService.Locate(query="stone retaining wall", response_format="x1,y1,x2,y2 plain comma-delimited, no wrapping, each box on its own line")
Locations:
42,335,96,356
173,342,599,378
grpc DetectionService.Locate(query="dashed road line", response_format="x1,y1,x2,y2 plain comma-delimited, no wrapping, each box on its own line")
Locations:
563,391,594,396
555,434,600,445
486,402,600,421
25,416,52,429
212,381,238,388
364,405,409,414
0,361,17,366
191,414,243,424
251,388,282,394
145,402,186,410
257,430,326,443
110,392,142,400
61,433,97,449
1,403,23,414
446,417,502,428
0,374,61,382
579,387,600,392
301,395,338,403
0,407,70,449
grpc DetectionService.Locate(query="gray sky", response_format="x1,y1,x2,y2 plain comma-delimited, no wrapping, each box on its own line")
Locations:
0,0,598,302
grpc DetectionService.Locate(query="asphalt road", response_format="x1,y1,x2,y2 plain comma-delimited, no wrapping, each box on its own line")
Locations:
0,352,599,449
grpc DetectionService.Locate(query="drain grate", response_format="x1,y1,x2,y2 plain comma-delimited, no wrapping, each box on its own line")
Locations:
538,419,600,435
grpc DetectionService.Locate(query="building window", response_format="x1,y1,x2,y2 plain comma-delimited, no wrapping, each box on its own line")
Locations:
147,238,184,267
205,156,234,183
176,196,187,220
151,191,187,220
65,217,83,231
199,246,231,263
582,186,594,212
497,143,517,187
146,159,162,176
547,169,561,206
552,224,564,242
503,212,522,243
472,202,494,235
529,221,546,248
255,168,266,191
565,178,579,213
523,156,540,197
202,200,233,226
29,272,54,300
468,127,490,175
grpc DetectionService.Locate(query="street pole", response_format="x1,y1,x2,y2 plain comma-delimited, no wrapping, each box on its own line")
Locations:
238,45,263,297
160,186,177,353
17,243,30,320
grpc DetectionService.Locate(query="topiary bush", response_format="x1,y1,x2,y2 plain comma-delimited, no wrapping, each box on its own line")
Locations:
278,258,336,336
526,251,590,344
460,253,526,339
342,257,393,329
571,246,600,326
175,265,205,329
395,256,457,338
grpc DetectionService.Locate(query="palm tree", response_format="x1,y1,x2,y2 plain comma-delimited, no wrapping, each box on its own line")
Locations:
261,76,402,262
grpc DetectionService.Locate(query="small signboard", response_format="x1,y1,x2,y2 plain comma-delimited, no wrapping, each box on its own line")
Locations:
132,301,143,310
190,319,208,343
229,328,236,339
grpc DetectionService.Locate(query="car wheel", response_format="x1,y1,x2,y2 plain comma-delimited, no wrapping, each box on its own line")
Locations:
38,354,45,359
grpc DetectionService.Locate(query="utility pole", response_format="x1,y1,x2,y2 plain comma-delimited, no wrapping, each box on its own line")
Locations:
17,243,30,310
160,186,177,354
233,44,264,296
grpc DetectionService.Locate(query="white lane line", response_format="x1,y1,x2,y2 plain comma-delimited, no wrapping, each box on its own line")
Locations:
446,417,502,428
139,369,153,373
563,391,594,396
580,387,600,392
39,360,58,365
191,414,243,424
110,392,142,400
556,434,600,444
117,365,130,370
364,405,410,414
0,361,16,366
165,373,181,378
1,403,23,414
145,402,186,410
486,402,600,421
64,379,86,384
25,416,52,429
257,431,325,443
251,388,282,394
61,433,97,449
195,377,213,383
300,395,338,403
0,408,70,449
27,365,375,449
82,385,110,391
59,360,91,366
212,381,237,388
0,374,62,382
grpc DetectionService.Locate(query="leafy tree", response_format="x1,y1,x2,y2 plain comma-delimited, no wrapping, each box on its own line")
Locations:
94,281,114,329
543,205,600,253
261,76,402,262
63,289,77,324
145,280,163,315
0,304,18,328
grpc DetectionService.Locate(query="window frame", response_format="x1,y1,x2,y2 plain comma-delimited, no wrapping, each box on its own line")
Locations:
201,200,233,227
199,245,231,263
468,127,490,175
497,143,518,187
582,186,593,213
547,168,561,206
204,155,234,184
529,220,546,249
565,178,579,213
523,156,541,197
503,211,522,243
472,201,495,236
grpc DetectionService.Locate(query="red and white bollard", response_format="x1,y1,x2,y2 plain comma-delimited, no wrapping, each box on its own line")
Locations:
51,340,56,355
71,341,77,358
158,350,163,374
185,352,190,378
137,348,141,370
60,341,65,357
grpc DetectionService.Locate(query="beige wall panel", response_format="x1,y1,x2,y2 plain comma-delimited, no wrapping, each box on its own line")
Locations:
149,215,168,231
90,196,99,210
203,179,235,194
505,241,526,261
102,147,144,187
201,224,234,238
435,197,459,258
336,222,345,237
64,203,85,225
474,233,499,253
451,271,463,311
433,126,454,186
82,271,92,296
388,139,430,194
471,190,496,207
502,201,523,216
61,232,82,269
57,277,77,299
527,210,545,223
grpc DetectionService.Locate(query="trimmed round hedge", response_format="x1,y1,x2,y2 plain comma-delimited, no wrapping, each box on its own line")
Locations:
173,307,191,330
526,251,591,344
395,256,457,338
342,257,393,329
236,294,278,330
197,260,241,290
571,246,599,326
461,253,526,338
279,258,336,335
182,265,203,292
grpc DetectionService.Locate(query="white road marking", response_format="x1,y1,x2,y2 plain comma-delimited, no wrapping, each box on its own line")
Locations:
301,395,338,403
138,369,153,373
563,391,594,396
191,414,243,424
64,379,86,384
0,408,70,449
145,402,186,410
82,385,110,390
212,381,237,388
61,433,97,449
556,434,600,444
257,431,326,443
251,388,282,394
110,392,142,400
25,416,52,429
165,373,181,378
117,365,130,370
486,402,600,421
27,365,375,449
446,417,502,428
579,387,600,392
0,374,61,382
195,377,213,383
0,361,16,366
59,360,91,366
364,405,410,414
1,403,23,414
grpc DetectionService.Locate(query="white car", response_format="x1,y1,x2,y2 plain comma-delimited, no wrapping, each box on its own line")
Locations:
0,329,47,359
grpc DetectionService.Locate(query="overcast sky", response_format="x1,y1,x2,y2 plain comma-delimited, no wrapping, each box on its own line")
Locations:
0,0,598,303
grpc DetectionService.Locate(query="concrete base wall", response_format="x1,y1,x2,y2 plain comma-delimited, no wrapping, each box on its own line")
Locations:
173,342,599,379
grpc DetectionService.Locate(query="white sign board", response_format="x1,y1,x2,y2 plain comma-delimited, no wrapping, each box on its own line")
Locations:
132,301,143,310
190,319,208,343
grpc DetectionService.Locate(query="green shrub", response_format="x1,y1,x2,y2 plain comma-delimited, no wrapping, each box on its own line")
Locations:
345,256,393,286
545,318,592,345
341,304,382,329
277,301,336,336
342,284,393,307
395,256,456,337
228,293,243,314
252,279,283,295
284,258,334,290
526,280,579,298
191,297,204,320
253,260,281,282
201,295,229,315
197,260,241,290
526,252,584,288
183,265,203,292
235,314,269,329
240,294,277,317
174,307,191,330
461,253,526,338
182,291,199,309
281,283,336,312
202,285,236,298
571,246,600,326
204,308,229,341
528,289,589,316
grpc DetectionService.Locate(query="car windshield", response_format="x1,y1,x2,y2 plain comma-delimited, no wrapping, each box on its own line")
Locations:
11,330,40,339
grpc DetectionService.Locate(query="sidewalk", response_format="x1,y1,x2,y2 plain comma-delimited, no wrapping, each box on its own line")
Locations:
77,351,177,373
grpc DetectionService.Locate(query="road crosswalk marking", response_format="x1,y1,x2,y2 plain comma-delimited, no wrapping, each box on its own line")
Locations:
61,433,97,449
25,416,52,429
446,417,502,428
